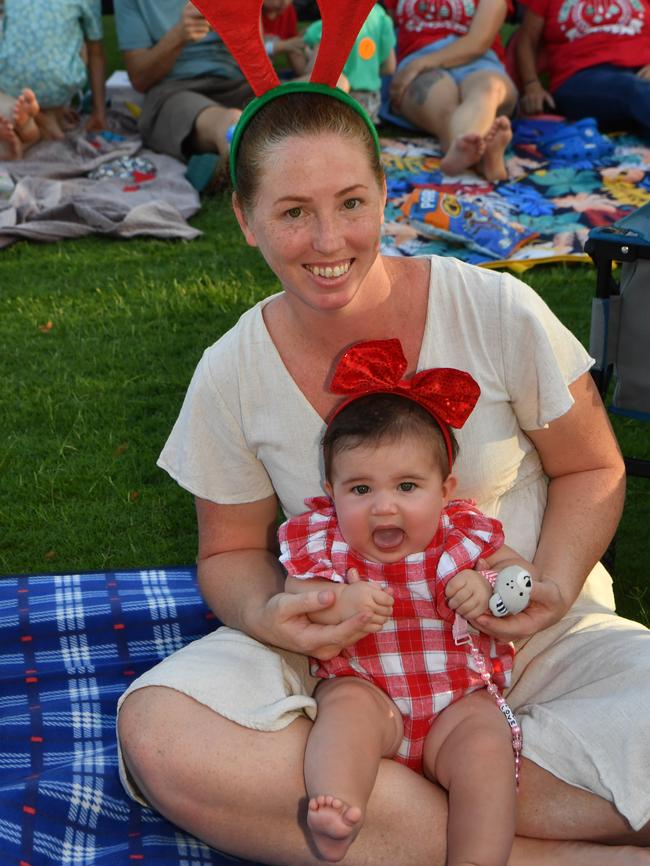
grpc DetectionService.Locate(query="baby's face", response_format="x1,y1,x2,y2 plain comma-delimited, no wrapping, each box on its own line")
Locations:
326,436,456,563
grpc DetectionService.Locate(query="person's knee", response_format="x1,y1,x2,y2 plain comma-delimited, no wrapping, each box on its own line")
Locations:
118,687,176,793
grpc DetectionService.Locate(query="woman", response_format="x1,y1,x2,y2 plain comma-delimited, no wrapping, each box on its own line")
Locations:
117,88,650,865
386,0,517,181
516,0,650,135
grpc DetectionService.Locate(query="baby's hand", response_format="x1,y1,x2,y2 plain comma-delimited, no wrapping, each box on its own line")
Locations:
445,569,491,621
339,568,394,626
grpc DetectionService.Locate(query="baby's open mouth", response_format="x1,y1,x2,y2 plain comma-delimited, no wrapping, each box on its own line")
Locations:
372,527,405,549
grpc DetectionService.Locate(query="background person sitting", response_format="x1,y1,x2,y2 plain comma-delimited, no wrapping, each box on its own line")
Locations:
113,0,253,170
515,0,650,137
385,0,517,181
262,0,308,77
303,2,396,122
0,0,107,146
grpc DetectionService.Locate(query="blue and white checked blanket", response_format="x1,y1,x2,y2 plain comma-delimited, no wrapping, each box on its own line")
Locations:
0,568,267,866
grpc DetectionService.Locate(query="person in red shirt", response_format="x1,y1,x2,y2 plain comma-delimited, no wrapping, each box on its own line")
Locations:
516,0,650,135
386,0,517,181
262,0,307,75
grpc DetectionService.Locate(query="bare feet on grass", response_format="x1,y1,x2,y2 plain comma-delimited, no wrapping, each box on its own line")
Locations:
479,116,512,182
0,115,23,159
439,132,485,176
307,795,364,862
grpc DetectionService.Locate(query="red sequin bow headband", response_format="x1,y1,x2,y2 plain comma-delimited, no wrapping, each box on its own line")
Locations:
329,339,481,469
190,0,377,95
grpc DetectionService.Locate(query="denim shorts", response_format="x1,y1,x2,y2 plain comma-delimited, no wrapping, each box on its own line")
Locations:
397,34,506,86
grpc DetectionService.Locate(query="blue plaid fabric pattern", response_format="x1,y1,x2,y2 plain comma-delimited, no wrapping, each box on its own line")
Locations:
0,567,267,866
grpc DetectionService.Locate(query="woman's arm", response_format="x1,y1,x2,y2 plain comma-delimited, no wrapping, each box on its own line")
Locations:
515,8,556,113
390,0,508,108
196,496,389,660
475,372,626,641
122,2,210,93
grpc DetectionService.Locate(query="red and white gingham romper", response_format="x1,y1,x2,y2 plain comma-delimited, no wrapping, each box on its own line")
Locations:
279,497,514,773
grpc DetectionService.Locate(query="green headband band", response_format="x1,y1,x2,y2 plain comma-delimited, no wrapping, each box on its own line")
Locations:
229,81,381,189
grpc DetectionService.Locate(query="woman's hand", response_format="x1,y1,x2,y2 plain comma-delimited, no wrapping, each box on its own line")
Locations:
637,65,650,81
254,586,389,661
471,574,568,642
520,80,555,114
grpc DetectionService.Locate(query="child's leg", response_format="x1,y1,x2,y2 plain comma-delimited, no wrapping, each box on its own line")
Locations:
423,690,516,866
306,677,403,862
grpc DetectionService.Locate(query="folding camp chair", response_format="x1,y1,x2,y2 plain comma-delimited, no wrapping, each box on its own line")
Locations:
585,205,650,476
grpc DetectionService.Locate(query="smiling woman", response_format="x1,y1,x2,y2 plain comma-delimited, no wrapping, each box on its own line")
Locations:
115,82,650,866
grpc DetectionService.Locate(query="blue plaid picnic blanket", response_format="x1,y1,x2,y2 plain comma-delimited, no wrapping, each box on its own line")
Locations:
0,567,268,866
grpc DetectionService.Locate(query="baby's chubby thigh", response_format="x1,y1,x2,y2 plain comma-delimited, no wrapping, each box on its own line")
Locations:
314,677,405,759
422,689,513,788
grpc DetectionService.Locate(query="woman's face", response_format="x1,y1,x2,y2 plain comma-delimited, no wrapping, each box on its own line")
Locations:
233,132,387,316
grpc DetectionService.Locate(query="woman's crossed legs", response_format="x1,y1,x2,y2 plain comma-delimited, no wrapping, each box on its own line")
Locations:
399,68,516,181
118,685,650,866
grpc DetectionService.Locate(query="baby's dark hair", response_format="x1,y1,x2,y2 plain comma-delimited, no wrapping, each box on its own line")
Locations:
322,393,458,482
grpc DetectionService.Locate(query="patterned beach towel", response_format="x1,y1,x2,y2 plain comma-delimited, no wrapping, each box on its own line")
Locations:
0,568,266,866
381,117,650,270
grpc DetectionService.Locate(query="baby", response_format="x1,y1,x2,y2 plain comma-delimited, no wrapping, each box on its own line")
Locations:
279,339,533,865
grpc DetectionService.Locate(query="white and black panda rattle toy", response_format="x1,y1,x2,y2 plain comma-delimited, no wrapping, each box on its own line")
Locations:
488,566,533,617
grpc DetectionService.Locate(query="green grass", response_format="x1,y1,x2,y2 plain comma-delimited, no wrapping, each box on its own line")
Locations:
0,17,647,628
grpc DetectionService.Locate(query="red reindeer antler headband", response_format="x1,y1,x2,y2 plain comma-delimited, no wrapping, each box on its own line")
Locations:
189,0,381,186
328,339,481,469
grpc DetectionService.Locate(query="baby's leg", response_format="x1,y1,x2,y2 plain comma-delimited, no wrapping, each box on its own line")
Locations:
423,690,516,866
306,677,403,862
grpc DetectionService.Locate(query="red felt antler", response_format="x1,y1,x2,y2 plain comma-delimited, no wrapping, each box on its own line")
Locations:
191,0,378,95
191,0,280,97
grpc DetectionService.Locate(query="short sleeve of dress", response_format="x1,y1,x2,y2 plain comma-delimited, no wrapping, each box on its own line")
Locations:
278,499,345,583
81,0,103,41
500,273,593,430
157,347,275,504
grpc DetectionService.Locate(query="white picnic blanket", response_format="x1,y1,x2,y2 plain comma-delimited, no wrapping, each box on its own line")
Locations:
0,111,201,248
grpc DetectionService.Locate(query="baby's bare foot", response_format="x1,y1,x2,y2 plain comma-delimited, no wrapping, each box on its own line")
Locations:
13,88,41,146
479,116,512,183
307,795,364,862
439,132,485,176
0,115,23,159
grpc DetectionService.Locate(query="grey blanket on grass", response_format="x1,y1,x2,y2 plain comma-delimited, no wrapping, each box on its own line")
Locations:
0,113,201,248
